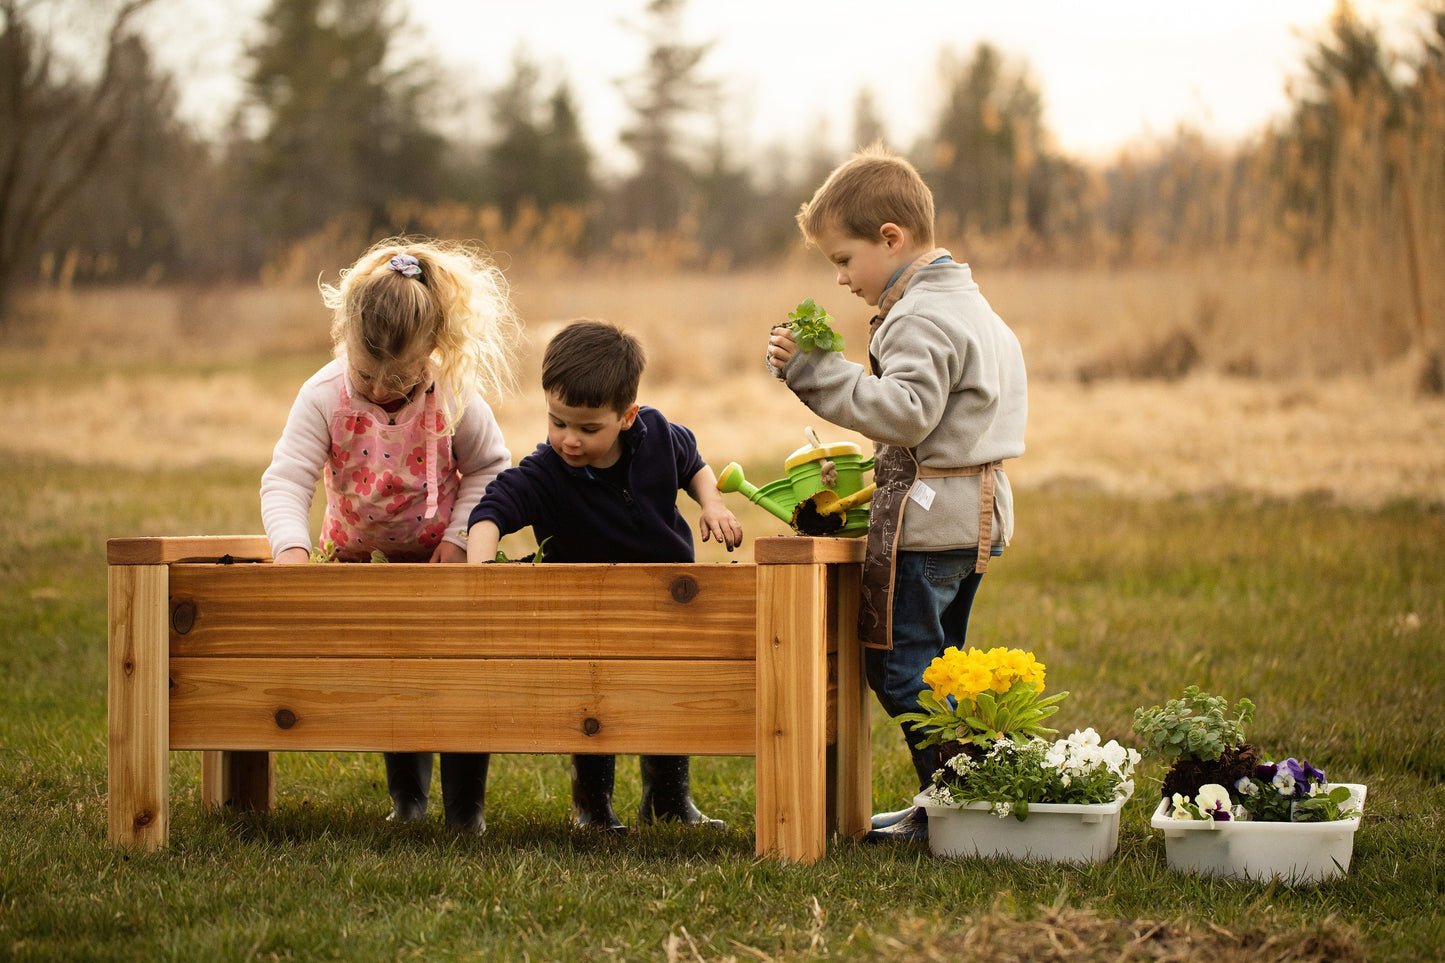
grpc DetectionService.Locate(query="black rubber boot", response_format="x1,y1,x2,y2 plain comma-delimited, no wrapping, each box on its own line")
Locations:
440,752,489,834
384,751,431,822
637,755,725,829
570,754,626,832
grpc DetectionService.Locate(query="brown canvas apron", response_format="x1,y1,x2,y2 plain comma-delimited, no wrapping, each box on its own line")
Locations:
857,248,1002,649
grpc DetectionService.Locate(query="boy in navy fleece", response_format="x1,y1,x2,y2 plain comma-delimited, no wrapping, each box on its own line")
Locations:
466,319,742,831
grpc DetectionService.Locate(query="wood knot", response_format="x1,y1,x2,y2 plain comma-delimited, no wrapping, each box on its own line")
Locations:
582,717,601,736
274,708,297,730
133,809,154,828
123,659,135,677
669,575,699,604
170,600,197,635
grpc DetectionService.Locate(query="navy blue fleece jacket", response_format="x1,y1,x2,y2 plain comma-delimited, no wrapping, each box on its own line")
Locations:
466,406,704,563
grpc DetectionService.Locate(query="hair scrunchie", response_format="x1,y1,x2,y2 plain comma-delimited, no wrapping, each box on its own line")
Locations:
388,254,422,278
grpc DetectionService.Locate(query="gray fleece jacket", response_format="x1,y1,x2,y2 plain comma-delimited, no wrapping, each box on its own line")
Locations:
780,259,1027,552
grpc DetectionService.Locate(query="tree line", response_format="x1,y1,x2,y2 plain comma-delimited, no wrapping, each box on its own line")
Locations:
3,0,1443,352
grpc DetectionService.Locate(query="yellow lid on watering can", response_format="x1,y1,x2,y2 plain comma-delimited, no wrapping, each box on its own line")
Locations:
784,441,863,471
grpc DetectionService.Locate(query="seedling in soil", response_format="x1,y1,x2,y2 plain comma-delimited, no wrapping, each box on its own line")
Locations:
785,298,845,352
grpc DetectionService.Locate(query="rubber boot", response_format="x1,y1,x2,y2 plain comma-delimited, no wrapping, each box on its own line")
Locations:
440,752,489,834
570,754,626,832
384,751,431,822
637,755,725,829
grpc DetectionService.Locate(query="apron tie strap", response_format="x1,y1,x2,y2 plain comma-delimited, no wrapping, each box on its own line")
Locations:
919,461,1003,573
423,389,440,519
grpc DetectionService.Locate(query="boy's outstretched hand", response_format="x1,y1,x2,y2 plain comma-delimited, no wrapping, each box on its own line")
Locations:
690,465,744,552
766,325,797,372
698,504,744,552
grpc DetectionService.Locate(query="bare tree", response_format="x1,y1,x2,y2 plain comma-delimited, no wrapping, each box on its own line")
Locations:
0,0,158,323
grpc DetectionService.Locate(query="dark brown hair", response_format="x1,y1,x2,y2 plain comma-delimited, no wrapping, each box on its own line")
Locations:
541,320,645,414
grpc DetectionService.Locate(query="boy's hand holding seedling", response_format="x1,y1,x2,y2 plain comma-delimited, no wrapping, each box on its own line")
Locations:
768,298,844,371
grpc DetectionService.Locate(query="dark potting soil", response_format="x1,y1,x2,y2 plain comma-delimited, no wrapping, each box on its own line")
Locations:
1159,744,1260,799
791,498,843,536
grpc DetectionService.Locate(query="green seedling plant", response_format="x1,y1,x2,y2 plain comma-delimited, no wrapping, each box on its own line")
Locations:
307,543,393,563
785,298,845,352
1132,684,1255,762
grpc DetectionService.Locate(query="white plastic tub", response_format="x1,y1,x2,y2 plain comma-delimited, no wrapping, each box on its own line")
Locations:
1150,783,1366,885
916,788,1132,864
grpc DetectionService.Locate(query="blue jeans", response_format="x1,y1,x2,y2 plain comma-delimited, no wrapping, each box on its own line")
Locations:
865,549,985,792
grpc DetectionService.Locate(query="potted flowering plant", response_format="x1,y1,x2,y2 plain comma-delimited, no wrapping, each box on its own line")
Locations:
1131,684,1257,799
890,645,1066,754
890,646,1139,863
1137,686,1367,884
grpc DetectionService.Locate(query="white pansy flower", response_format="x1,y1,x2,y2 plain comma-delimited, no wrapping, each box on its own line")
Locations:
1196,783,1232,817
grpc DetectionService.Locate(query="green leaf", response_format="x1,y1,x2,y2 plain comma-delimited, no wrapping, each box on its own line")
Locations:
785,298,845,353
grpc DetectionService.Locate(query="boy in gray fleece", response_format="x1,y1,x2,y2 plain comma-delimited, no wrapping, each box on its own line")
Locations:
766,144,1028,843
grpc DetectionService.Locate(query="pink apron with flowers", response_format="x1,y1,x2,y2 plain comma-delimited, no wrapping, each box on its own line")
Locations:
321,381,459,562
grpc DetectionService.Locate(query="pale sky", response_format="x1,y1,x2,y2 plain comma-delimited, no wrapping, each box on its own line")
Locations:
146,0,1436,172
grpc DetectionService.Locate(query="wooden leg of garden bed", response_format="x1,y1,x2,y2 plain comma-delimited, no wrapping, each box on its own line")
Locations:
830,563,871,840
107,563,170,850
755,562,829,863
202,751,275,811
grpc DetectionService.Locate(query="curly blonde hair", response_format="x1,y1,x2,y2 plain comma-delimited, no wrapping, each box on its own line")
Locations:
322,236,521,433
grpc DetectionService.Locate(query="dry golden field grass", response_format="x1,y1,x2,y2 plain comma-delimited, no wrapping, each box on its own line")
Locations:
5,263,1443,558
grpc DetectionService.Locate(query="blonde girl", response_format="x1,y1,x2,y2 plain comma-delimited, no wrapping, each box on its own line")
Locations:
261,236,520,830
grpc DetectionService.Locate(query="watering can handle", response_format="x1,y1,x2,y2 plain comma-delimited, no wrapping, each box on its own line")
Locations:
828,483,877,514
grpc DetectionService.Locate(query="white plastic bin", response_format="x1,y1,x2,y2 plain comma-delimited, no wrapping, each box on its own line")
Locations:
1150,783,1366,885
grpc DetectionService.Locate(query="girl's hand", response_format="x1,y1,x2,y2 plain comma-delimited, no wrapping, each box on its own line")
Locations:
699,506,743,552
767,326,797,371
274,546,310,564
429,540,466,564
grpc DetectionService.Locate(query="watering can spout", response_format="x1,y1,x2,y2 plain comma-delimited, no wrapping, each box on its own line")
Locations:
716,462,794,524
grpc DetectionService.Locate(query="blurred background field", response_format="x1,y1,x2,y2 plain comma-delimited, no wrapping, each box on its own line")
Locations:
3,262,1441,564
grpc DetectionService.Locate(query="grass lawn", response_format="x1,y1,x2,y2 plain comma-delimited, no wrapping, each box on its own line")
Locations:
2,460,1442,961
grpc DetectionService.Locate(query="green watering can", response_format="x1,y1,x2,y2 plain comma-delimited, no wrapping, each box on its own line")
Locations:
716,429,875,537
